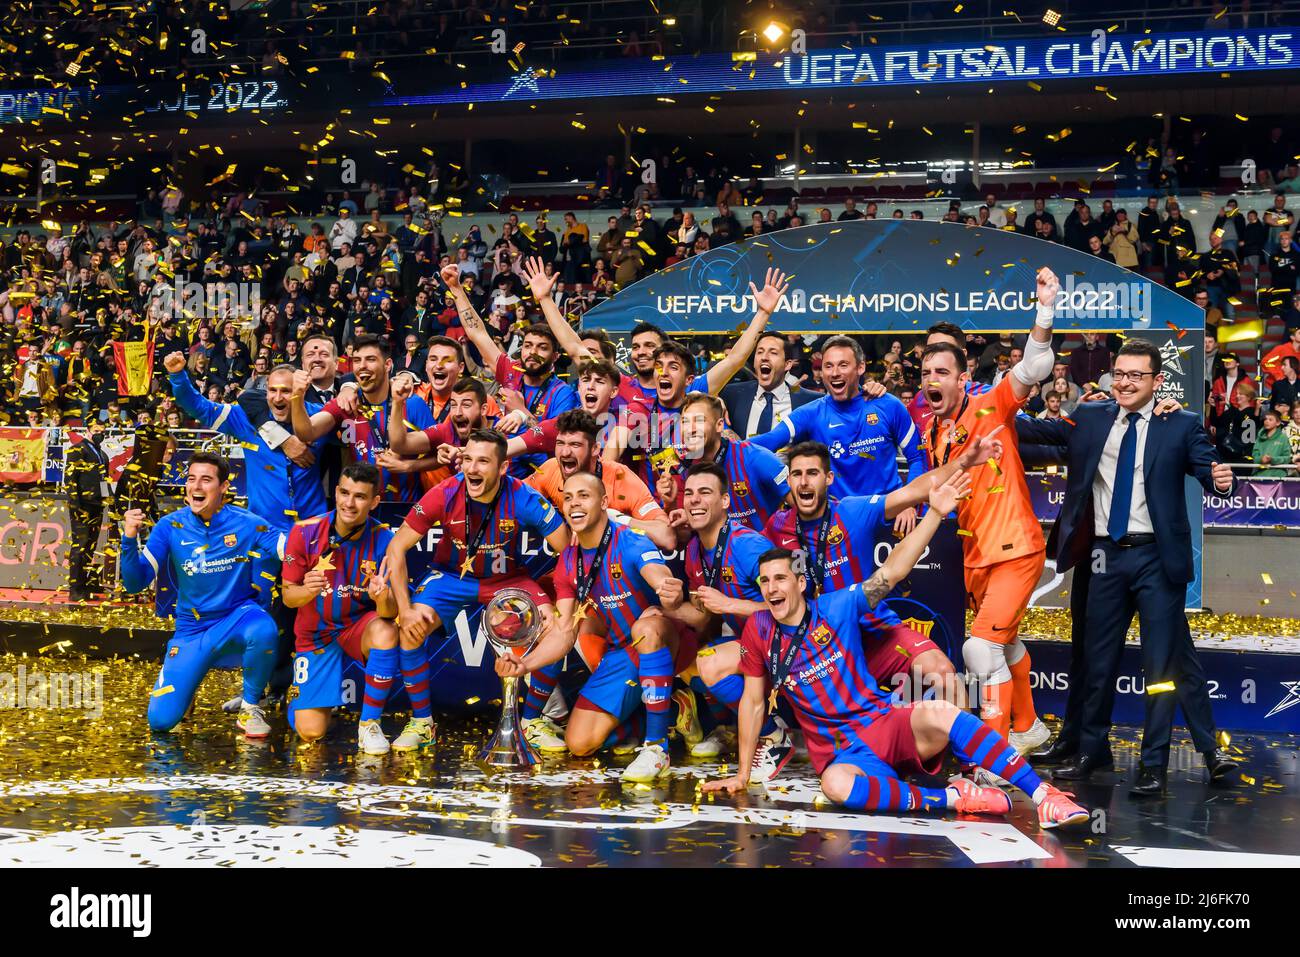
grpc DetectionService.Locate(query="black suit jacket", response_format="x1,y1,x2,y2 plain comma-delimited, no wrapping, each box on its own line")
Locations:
720,380,821,437
1016,401,1233,584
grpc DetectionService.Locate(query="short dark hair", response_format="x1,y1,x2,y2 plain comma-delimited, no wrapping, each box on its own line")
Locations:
351,333,389,358
451,377,487,402
521,323,560,351
756,329,792,359
757,546,799,574
684,462,728,493
1115,339,1162,374
426,335,465,365
340,462,382,493
580,329,617,362
188,451,230,483
653,339,695,369
555,408,599,443
575,356,622,386
630,321,667,343
921,341,968,374
786,441,831,471
820,335,864,365
926,321,966,347
465,428,508,463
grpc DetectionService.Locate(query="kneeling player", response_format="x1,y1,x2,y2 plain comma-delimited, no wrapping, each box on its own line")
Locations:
704,500,1088,829
495,471,686,784
282,464,400,755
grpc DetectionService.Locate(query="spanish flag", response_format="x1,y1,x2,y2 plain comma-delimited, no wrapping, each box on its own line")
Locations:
112,338,156,396
0,428,47,483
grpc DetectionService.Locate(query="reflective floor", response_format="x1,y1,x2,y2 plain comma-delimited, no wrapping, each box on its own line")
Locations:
0,655,1295,868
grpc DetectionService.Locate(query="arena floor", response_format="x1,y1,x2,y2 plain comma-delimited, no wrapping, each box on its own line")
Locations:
0,656,1296,868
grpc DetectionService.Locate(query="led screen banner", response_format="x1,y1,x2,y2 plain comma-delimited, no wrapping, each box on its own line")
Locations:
584,219,1208,627
381,28,1299,108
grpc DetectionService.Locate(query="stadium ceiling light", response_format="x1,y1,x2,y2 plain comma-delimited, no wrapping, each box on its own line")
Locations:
762,21,787,45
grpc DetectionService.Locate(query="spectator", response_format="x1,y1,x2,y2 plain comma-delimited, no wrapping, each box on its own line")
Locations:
1068,333,1111,390
1271,356,1300,410
612,236,644,288
1211,353,1253,416
1200,230,1241,321
1137,194,1163,268
1215,385,1260,463
1253,409,1295,476
1266,232,1298,318
1262,326,1300,389
1103,209,1140,268
1037,390,1065,420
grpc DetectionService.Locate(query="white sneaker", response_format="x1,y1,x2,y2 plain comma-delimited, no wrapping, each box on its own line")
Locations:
221,694,244,714
749,725,795,785
358,719,390,756
611,737,639,756
392,717,435,752
236,703,270,739
522,716,567,754
690,725,736,759
969,766,1010,789
1009,718,1051,756
621,743,670,784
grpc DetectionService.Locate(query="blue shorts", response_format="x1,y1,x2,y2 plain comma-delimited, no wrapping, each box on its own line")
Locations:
411,568,550,631
828,744,901,780
574,646,643,723
288,641,362,717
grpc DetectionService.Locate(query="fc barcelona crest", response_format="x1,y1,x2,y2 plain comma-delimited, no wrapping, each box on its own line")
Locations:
497,518,516,535
826,525,845,546
952,424,969,446
731,481,750,498
810,623,833,646
224,534,237,547
610,563,623,580
721,567,735,584
866,413,879,425
901,616,935,639
360,559,377,579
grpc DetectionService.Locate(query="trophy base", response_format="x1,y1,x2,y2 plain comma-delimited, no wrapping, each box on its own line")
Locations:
475,729,538,770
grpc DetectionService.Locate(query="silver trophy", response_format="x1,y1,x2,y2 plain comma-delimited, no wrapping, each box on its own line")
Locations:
476,588,544,768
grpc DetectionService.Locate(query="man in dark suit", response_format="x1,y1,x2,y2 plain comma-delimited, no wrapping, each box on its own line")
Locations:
65,423,111,602
1019,339,1238,796
721,331,819,437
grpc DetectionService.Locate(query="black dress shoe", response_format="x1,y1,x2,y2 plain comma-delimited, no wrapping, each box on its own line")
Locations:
1203,749,1239,783
1053,753,1115,780
1032,738,1079,764
1129,765,1167,798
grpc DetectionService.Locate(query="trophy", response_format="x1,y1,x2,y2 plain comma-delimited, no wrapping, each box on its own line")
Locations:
476,588,544,768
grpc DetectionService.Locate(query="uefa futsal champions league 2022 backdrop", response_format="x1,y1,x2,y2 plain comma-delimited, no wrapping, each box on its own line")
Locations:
582,219,1208,668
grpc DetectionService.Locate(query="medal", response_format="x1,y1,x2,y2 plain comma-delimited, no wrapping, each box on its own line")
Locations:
458,480,503,579
573,521,614,620
767,608,813,716
699,518,731,590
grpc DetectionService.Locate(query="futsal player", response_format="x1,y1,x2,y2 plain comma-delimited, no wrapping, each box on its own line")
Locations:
386,375,493,468
120,452,284,737
384,430,569,750
918,266,1060,759
703,538,1090,830
493,470,687,784
282,463,400,755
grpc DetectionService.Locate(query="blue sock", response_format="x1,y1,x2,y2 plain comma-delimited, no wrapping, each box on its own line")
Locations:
361,646,398,721
844,773,948,812
522,659,562,721
637,647,674,746
947,708,1043,797
398,646,433,720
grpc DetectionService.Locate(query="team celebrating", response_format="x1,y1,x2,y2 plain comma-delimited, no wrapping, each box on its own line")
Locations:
121,260,1096,829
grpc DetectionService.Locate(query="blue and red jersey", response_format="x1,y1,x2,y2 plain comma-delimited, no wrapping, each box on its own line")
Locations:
555,523,665,650
323,391,435,504
685,523,772,639
421,420,465,452
494,353,579,477
404,474,563,580
282,511,394,652
763,496,902,630
739,586,894,774
670,439,790,532
625,374,710,501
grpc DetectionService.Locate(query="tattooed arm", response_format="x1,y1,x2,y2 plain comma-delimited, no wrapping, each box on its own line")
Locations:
440,263,503,372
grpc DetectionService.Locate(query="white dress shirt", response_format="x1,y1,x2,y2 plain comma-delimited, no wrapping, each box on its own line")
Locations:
1093,397,1155,536
746,383,792,437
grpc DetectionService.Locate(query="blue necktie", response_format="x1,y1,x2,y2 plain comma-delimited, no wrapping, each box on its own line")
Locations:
1107,411,1143,541
755,390,775,435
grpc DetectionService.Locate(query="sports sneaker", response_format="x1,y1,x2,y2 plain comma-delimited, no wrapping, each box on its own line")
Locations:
1009,718,1051,756
749,724,795,785
621,743,670,784
522,716,567,754
948,776,1013,816
357,719,390,756
672,688,704,749
611,738,638,756
391,717,435,752
690,725,736,759
970,766,1010,789
1036,783,1090,830
221,694,244,714
236,703,270,739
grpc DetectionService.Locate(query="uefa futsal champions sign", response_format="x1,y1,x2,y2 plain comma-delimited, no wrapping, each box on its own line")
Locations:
382,29,1299,108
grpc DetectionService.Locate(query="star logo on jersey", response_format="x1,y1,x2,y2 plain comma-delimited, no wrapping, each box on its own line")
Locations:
866,413,879,425
1265,680,1300,718
497,518,516,535
223,534,237,547
610,563,623,580
901,616,935,640
810,623,833,646
825,525,844,546
731,480,750,499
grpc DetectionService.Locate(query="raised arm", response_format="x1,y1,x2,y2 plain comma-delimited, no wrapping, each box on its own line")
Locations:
883,431,1001,518
1009,266,1059,402
386,376,431,455
289,368,340,442
704,267,787,393
521,255,592,363
119,508,165,593
863,472,970,607
441,262,502,372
